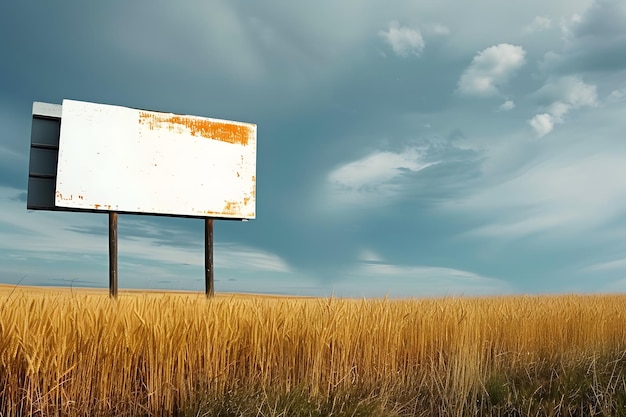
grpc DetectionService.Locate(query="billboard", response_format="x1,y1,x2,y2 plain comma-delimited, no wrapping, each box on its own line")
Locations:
28,99,257,219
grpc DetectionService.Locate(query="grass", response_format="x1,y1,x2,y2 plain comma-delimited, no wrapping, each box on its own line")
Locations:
1,285,626,416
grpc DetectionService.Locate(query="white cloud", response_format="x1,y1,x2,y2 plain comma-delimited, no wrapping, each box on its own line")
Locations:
358,249,384,263
524,16,553,33
560,13,583,40
528,113,554,137
585,258,626,272
548,101,571,122
217,244,292,273
445,147,626,239
529,76,598,137
457,44,526,96
499,100,515,111
333,260,512,297
326,147,438,207
608,88,626,103
561,78,598,107
429,23,450,36
329,149,429,189
379,21,425,57
0,187,292,281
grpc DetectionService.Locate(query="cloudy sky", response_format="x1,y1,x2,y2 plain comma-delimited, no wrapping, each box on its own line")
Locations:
1,0,626,297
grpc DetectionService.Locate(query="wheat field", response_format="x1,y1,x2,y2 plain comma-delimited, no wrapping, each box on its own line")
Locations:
1,285,626,416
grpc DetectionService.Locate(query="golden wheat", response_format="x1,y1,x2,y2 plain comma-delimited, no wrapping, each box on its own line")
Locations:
1,286,625,416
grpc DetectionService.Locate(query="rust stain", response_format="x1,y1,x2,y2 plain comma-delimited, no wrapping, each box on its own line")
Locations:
250,176,256,198
94,204,101,209
201,210,224,217
55,191,74,201
222,201,240,216
198,199,255,217
201,205,255,218
138,112,253,146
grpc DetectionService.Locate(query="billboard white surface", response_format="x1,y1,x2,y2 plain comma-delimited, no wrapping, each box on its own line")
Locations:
55,100,256,219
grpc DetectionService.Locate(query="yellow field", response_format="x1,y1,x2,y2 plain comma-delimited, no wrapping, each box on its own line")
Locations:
1,285,626,416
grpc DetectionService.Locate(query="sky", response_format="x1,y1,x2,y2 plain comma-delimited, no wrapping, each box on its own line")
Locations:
1,0,626,297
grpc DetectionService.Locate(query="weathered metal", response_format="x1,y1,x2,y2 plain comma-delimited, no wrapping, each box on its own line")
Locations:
27,103,61,211
55,99,256,219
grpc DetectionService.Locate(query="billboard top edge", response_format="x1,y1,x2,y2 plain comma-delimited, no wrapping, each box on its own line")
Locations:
32,102,62,119
61,99,257,129
32,100,257,130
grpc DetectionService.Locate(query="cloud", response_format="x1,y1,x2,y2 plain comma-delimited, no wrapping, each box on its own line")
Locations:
326,147,438,207
529,76,598,136
428,23,450,36
332,259,512,297
570,0,625,40
217,243,292,273
559,13,583,40
457,44,526,96
499,100,515,111
358,249,384,263
0,187,292,285
379,21,425,57
329,148,431,189
585,258,626,272
544,0,626,72
607,88,626,103
524,16,553,33
528,113,554,137
444,145,626,239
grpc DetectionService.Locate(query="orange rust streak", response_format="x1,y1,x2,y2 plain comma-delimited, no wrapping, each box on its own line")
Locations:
222,201,240,216
139,112,252,146
201,199,255,217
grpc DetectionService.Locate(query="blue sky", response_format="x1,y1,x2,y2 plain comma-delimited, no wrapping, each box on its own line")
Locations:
1,0,626,297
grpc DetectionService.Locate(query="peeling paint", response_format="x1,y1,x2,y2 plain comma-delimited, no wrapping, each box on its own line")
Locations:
55,191,73,201
139,112,254,146
222,201,241,216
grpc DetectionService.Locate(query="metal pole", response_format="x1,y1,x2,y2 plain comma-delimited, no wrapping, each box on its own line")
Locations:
109,212,118,298
205,218,214,297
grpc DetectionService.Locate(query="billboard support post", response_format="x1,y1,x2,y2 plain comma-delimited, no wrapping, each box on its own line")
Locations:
205,218,214,297
109,212,118,298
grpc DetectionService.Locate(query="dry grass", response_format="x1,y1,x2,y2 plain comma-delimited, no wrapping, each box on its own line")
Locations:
1,285,626,416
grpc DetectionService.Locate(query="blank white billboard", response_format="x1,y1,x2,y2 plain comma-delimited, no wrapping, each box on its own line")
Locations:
55,99,256,219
